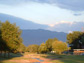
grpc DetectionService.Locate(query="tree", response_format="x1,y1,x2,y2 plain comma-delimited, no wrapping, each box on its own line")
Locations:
45,38,58,52
80,36,84,45
52,41,69,54
67,31,84,49
0,21,2,47
0,21,6,56
27,44,39,53
1,21,23,53
17,43,26,53
0,21,2,55
38,42,48,53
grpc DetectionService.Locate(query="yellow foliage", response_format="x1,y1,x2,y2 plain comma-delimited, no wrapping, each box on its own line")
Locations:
52,41,69,54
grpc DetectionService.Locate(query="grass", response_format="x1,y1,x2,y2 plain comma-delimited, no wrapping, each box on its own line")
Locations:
0,53,26,63
0,53,84,63
44,54,84,63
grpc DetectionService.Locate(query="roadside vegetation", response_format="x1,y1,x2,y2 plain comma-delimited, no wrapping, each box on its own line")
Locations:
44,54,84,63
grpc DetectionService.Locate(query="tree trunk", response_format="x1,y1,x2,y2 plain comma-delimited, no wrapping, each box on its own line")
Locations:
0,51,2,56
0,51,1,56
8,52,10,58
4,51,6,58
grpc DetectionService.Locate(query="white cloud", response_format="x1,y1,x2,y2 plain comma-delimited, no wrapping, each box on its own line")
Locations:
48,21,74,27
55,21,73,25
48,21,84,33
68,31,73,33
48,24,55,27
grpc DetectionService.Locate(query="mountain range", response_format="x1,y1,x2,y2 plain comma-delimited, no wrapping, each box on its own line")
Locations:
0,13,67,46
22,29,67,46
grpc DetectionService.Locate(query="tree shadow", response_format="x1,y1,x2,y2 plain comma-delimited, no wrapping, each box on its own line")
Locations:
0,52,23,63
0,31,23,63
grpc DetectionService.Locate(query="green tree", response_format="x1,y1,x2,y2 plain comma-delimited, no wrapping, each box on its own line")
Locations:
27,44,39,53
67,31,83,49
45,38,58,52
80,36,84,45
38,42,48,53
1,21,23,53
52,41,69,54
17,43,26,53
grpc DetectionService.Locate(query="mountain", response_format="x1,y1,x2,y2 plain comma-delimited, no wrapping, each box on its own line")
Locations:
0,13,49,29
22,29,67,46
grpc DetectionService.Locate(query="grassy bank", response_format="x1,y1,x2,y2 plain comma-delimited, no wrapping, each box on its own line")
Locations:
44,54,84,63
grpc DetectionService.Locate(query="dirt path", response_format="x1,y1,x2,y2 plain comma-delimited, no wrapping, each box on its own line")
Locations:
8,53,52,63
28,54,52,63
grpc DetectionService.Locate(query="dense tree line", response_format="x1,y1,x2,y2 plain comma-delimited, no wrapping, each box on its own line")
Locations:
27,38,69,54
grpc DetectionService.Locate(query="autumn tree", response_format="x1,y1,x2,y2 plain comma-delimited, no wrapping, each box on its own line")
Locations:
1,21,23,54
17,43,26,53
0,21,6,56
27,44,39,53
52,41,69,54
38,42,48,53
0,21,2,48
0,21,2,55
45,38,58,52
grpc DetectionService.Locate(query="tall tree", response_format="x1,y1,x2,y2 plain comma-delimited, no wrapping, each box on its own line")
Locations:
1,21,23,53
0,21,2,55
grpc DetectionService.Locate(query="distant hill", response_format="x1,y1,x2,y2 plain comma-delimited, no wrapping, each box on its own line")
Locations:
0,13,49,29
22,29,67,46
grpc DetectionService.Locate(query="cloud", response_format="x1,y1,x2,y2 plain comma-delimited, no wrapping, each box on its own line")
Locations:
48,21,74,27
48,21,84,33
37,0,84,11
68,31,73,33
48,24,55,27
52,0,84,11
0,0,84,11
55,21,73,25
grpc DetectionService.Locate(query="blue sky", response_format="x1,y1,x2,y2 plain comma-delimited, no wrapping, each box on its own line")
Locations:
0,0,84,25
